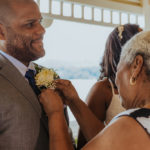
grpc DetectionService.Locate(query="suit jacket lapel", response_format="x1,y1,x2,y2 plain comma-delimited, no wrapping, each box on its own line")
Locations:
0,53,42,117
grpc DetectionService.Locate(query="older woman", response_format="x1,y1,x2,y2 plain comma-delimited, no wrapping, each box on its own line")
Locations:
78,24,141,149
40,31,150,150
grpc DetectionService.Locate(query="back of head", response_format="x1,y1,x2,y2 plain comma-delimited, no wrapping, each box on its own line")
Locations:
120,31,150,79
99,24,140,88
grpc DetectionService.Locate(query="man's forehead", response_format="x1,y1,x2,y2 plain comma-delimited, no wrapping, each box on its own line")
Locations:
0,0,34,6
11,0,37,12
0,0,39,22
10,0,42,21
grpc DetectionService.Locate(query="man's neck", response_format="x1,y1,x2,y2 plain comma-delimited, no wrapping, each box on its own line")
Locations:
22,62,29,67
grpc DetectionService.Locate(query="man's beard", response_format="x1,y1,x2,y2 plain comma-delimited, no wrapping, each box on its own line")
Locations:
6,31,44,64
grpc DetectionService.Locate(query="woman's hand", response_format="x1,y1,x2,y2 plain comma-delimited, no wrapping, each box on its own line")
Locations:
39,89,64,117
55,79,80,105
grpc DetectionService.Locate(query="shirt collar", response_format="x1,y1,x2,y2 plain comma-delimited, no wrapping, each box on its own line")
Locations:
0,50,35,76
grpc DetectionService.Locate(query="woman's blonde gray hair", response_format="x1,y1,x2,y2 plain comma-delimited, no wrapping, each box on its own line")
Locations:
120,31,150,73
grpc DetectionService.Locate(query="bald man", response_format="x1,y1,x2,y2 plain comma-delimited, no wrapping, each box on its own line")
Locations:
0,0,48,149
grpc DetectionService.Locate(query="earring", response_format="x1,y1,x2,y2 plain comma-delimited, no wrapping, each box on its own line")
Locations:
130,77,136,85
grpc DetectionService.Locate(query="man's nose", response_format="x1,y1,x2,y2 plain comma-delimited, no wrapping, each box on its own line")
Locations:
36,23,46,36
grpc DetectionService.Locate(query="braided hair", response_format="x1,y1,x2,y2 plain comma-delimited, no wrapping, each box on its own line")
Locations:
99,24,140,88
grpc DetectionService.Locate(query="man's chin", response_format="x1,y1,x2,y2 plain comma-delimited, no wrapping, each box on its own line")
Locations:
31,42,45,55
38,48,45,57
32,47,45,58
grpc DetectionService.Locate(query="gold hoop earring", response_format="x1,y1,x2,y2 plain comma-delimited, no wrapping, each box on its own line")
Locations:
130,77,136,85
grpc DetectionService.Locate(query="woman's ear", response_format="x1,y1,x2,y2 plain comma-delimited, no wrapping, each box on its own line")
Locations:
130,55,143,79
0,24,6,40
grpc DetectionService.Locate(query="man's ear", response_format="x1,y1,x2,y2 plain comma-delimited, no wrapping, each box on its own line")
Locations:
130,55,143,79
0,24,6,40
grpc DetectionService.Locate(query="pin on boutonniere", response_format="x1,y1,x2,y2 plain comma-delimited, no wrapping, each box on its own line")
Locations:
34,64,59,90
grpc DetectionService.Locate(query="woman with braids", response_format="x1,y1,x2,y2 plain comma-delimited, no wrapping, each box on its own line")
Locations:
77,24,142,149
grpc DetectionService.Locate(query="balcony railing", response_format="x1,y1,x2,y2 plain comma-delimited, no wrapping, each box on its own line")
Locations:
35,0,144,28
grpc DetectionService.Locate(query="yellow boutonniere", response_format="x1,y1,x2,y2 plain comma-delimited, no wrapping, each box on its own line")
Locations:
34,64,59,90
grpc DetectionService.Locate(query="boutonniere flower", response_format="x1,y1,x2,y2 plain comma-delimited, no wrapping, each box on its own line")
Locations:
34,64,59,90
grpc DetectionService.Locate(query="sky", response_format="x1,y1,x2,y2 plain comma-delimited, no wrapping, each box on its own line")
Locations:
35,20,114,67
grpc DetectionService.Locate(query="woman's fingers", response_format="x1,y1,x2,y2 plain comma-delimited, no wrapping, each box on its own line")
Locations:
55,83,68,91
54,79,80,104
55,79,72,86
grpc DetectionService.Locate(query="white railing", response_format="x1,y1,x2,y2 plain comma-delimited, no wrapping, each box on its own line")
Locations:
35,0,144,28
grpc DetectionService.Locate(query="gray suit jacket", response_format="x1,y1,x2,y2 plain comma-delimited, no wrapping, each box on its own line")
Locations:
0,53,49,150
